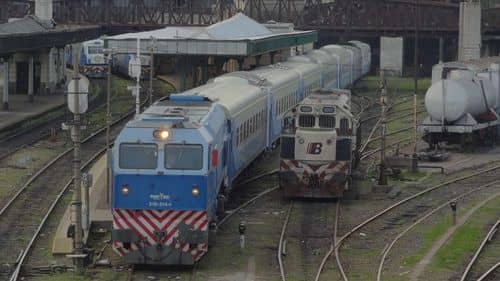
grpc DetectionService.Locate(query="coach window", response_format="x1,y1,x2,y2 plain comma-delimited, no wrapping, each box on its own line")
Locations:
119,143,157,169
240,125,244,145
236,127,240,146
340,118,349,135
165,144,203,170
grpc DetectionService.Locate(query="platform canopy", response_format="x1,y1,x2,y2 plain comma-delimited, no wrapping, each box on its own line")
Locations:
0,16,100,55
105,13,317,57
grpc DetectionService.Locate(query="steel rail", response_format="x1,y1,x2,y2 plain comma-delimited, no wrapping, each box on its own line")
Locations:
360,137,412,160
7,94,153,281
460,217,500,281
278,203,294,281
333,201,348,281
9,146,108,281
377,180,500,281
314,164,500,280
477,262,500,281
0,99,144,217
314,201,343,281
236,169,279,187
218,185,279,227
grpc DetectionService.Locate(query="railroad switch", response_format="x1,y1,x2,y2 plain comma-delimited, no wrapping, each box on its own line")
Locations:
450,201,457,225
239,221,246,251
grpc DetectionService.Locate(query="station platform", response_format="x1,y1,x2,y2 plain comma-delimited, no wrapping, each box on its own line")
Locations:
53,154,111,254
0,68,88,133
0,94,65,132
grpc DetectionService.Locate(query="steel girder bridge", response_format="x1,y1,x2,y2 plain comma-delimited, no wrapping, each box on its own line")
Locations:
1,0,499,37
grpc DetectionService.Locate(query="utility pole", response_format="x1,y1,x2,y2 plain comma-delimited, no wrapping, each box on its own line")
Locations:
412,0,419,173
68,43,87,273
135,38,141,117
378,71,388,186
105,47,113,204
149,37,156,106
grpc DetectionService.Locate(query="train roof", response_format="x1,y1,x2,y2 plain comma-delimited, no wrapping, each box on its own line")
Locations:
249,65,301,87
83,39,104,46
306,49,338,64
301,88,352,115
279,60,320,75
187,76,265,117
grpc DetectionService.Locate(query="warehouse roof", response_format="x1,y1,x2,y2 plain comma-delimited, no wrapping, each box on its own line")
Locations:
0,16,100,55
105,13,317,57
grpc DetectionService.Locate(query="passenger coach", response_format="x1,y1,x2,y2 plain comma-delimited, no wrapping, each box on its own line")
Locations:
111,42,370,264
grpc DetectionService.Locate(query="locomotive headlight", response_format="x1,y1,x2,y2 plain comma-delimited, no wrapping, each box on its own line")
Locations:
153,129,169,140
121,185,130,195
299,138,305,144
191,185,200,197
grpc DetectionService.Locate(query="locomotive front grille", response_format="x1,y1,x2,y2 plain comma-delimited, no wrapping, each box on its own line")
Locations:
319,116,335,128
299,115,315,127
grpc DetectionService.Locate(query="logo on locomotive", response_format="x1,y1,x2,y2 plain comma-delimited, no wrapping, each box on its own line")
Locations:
307,142,323,154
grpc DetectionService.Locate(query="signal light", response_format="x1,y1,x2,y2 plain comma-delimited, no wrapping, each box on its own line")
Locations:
211,149,219,167
153,129,169,140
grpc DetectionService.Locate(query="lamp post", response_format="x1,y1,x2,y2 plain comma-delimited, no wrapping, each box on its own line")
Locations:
378,71,388,186
149,36,156,106
412,0,420,173
67,43,89,273
104,46,114,204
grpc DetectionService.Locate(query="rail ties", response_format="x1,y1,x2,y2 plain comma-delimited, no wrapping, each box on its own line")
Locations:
460,217,500,281
277,200,341,281
4,100,148,281
376,180,500,281
315,164,500,281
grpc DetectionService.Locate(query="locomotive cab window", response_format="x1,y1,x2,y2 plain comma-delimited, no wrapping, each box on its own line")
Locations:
299,115,315,127
119,143,158,169
319,116,336,128
165,144,203,170
340,118,350,135
87,46,103,55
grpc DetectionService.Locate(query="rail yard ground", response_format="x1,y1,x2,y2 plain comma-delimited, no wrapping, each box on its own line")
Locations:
3,76,500,281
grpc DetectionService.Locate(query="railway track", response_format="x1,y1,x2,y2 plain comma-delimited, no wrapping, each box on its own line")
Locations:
377,180,500,281
459,216,500,281
0,102,143,281
314,163,500,281
277,200,340,281
0,79,109,162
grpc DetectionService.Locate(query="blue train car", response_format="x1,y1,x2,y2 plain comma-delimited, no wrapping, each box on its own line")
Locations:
66,39,107,78
111,42,371,265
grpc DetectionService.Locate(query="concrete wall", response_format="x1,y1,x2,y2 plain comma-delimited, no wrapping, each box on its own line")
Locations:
380,36,403,76
458,1,481,61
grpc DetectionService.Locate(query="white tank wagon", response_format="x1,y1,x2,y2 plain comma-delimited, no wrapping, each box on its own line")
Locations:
419,57,500,148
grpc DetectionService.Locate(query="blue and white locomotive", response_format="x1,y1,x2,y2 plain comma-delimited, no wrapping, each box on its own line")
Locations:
66,39,107,78
111,43,370,264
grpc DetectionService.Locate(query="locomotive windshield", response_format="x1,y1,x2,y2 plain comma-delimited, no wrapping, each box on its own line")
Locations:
165,144,203,170
88,46,103,55
119,143,158,169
